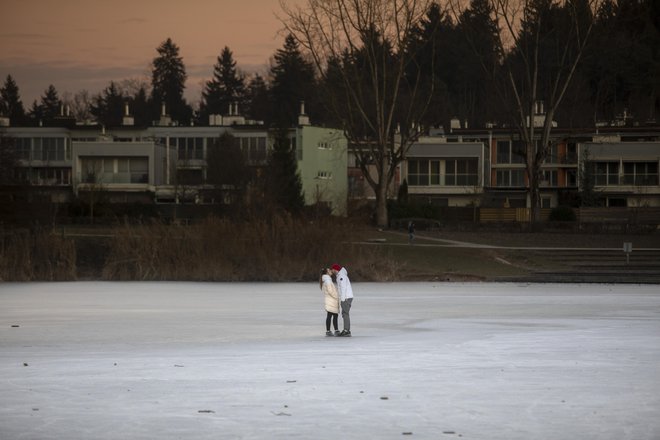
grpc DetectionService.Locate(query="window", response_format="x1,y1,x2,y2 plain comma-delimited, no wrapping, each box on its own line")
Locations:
447,159,479,185
410,158,478,186
30,168,70,185
237,136,268,164
496,141,510,164
622,162,659,186
317,171,333,179
175,137,204,161
408,160,428,186
545,143,558,164
566,169,577,187
512,141,526,164
430,161,441,185
541,170,558,186
594,162,619,186
15,138,31,160
497,169,525,187
81,157,148,184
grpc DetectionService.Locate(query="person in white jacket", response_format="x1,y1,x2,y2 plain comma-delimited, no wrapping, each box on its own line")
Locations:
331,263,353,337
320,268,340,336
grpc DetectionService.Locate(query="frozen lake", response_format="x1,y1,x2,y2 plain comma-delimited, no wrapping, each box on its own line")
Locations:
1,282,659,439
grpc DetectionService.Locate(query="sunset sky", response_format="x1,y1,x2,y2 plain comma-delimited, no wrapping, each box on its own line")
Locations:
0,0,293,108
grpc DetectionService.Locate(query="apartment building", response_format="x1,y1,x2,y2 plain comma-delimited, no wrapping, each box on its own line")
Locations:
399,125,660,209
1,110,348,216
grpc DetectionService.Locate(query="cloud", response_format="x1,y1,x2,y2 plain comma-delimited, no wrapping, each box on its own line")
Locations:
0,60,148,104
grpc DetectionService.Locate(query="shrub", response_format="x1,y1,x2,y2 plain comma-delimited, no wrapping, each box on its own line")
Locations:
549,206,576,222
0,228,76,281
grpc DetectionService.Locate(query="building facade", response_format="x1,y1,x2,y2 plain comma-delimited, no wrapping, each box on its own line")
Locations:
1,115,348,216
399,126,660,209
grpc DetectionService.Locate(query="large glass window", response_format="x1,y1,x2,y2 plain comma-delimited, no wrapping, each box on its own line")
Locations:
594,162,619,186
175,137,204,161
430,161,441,185
409,158,478,186
622,162,659,186
237,136,268,164
496,169,525,187
15,138,31,160
81,157,148,184
408,159,428,186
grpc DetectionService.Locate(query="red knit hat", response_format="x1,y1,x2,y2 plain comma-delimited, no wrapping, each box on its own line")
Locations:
331,264,342,272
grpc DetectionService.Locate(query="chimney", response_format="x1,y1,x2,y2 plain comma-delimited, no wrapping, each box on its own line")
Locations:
298,100,310,126
123,102,134,126
159,102,172,126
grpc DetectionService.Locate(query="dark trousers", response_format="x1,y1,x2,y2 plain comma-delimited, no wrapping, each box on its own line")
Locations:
326,312,338,331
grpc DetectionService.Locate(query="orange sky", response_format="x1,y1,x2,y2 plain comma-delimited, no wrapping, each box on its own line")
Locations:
0,0,294,107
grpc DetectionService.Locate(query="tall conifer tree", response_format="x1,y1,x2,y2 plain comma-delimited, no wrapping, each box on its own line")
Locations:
150,38,192,124
200,46,246,123
270,34,317,127
0,75,26,124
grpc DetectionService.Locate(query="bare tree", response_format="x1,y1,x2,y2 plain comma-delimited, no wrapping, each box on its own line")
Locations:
455,0,599,223
280,0,435,226
62,90,93,123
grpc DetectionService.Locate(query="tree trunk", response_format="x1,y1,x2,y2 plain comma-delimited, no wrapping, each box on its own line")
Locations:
529,169,541,224
375,180,389,228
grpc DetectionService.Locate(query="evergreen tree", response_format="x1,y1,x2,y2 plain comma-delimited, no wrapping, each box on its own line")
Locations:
200,46,246,123
245,73,272,124
150,38,193,124
129,86,150,126
0,75,26,124
456,0,501,127
91,82,125,127
270,34,317,127
266,128,304,213
28,84,61,121
41,84,62,118
585,0,660,123
206,132,249,207
406,3,454,129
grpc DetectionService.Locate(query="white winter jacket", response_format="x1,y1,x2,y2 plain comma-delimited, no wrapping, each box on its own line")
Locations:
321,274,340,314
336,267,353,302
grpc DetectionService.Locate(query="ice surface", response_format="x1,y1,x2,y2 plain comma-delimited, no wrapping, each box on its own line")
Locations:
1,282,659,439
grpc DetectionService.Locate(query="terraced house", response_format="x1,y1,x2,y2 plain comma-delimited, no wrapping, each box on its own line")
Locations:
0,106,348,217
401,123,660,210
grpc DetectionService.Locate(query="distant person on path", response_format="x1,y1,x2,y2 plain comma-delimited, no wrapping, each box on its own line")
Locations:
320,268,340,337
331,263,353,337
408,221,415,244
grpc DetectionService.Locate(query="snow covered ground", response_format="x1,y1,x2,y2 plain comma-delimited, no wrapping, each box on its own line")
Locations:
1,282,659,440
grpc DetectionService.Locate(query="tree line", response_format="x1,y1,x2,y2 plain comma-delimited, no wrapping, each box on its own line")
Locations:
0,0,656,130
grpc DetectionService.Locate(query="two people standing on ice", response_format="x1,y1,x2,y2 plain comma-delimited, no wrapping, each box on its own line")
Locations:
320,264,354,337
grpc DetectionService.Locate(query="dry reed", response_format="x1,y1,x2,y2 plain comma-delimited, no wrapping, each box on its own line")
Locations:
102,215,402,281
0,228,77,281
